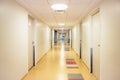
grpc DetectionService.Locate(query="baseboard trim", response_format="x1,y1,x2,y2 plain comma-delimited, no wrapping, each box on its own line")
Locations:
28,66,34,71
72,48,90,72
37,48,51,64
21,73,28,80
71,48,80,56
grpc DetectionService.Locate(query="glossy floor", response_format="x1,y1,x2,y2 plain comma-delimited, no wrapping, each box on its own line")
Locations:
22,44,96,80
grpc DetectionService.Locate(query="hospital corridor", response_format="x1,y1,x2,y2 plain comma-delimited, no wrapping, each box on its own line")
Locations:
0,0,120,80
23,43,96,80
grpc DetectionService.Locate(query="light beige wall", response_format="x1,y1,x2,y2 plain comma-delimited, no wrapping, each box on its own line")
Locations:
100,0,120,80
0,0,28,80
72,24,80,55
81,16,92,68
35,21,51,62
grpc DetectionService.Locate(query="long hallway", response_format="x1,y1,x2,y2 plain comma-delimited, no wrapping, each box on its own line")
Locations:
23,44,96,80
1,0,120,80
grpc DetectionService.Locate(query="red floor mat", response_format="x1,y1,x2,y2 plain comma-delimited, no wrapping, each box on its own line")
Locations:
66,62,76,64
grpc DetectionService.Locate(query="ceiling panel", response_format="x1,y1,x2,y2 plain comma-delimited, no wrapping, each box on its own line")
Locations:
16,0,102,27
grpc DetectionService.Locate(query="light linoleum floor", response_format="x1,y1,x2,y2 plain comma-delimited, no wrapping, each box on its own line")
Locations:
22,43,96,80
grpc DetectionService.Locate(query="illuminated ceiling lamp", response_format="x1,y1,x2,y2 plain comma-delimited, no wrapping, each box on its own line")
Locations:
58,23,65,26
51,4,68,11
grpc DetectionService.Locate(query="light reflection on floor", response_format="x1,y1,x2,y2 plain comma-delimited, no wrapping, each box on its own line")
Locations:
22,42,96,80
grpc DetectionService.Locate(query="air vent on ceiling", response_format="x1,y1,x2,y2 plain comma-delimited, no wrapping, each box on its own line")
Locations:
54,10,65,14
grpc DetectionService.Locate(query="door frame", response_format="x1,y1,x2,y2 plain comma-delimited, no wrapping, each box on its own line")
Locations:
89,9,100,73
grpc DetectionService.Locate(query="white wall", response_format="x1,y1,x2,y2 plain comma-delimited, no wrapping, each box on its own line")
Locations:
81,16,92,68
0,0,28,80
100,0,120,80
72,24,80,55
35,21,51,63
79,0,120,79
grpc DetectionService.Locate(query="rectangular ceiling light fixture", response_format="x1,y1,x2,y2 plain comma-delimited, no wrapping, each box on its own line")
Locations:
58,23,65,26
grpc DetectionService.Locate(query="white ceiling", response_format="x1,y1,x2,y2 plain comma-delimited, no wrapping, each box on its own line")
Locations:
16,0,102,28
